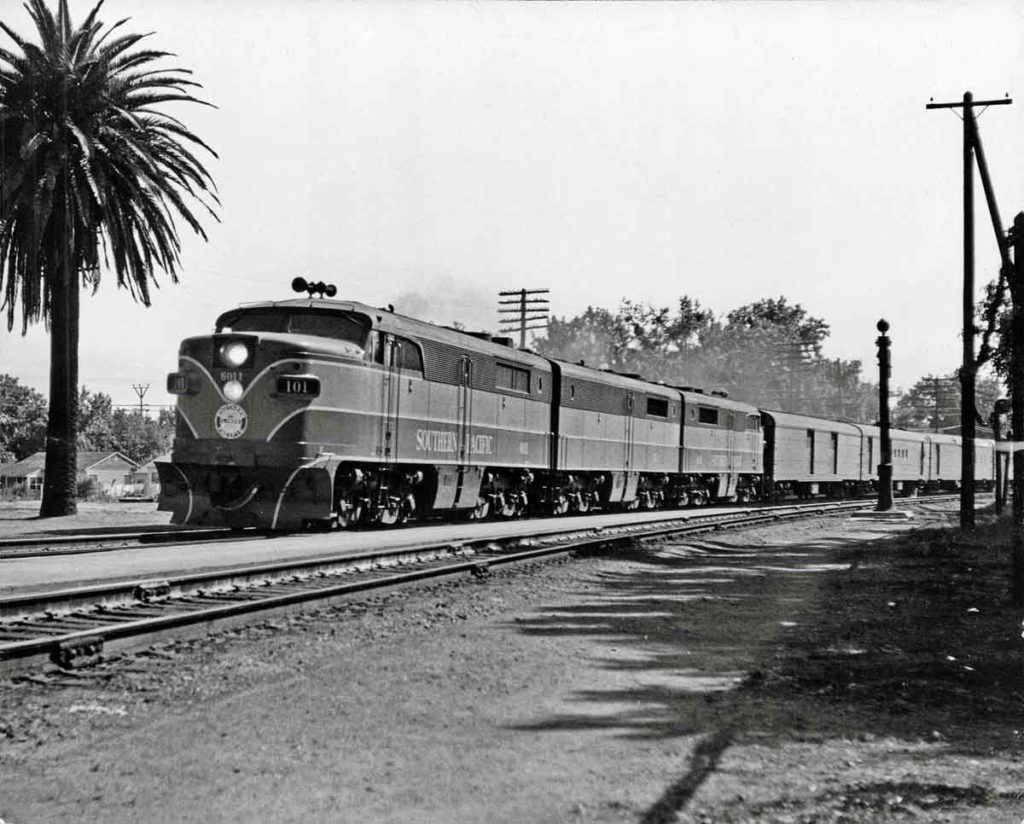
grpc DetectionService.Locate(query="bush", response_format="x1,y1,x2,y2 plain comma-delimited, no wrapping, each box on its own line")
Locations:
0,482,30,501
76,477,96,500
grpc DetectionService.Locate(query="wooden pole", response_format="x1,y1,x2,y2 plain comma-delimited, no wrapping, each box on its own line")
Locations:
961,92,977,528
1009,213,1024,604
927,92,1013,528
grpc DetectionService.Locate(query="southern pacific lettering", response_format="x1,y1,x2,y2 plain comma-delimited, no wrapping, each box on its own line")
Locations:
416,429,493,455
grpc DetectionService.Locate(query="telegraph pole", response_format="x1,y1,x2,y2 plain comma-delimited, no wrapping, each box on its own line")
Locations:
132,383,150,416
498,289,550,349
927,91,1012,529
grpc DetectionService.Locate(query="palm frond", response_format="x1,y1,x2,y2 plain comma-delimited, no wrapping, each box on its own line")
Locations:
0,0,217,335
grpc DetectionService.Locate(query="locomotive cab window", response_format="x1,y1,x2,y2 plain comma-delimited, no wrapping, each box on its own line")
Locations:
646,397,669,418
217,308,370,347
370,331,386,364
369,333,423,374
391,337,423,373
496,363,530,393
698,407,719,425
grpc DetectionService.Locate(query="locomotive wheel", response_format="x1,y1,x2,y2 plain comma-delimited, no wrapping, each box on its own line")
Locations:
468,497,491,520
551,493,570,516
379,497,408,526
575,494,591,514
335,498,360,528
676,492,690,507
497,493,518,518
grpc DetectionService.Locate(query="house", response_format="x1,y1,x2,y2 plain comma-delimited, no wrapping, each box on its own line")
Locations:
124,455,166,500
0,451,138,498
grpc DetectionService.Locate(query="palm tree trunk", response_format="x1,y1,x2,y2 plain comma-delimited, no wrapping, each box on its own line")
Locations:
39,261,79,517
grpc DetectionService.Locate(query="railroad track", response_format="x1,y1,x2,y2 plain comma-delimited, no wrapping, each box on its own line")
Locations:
0,525,251,559
0,493,967,559
0,497,954,675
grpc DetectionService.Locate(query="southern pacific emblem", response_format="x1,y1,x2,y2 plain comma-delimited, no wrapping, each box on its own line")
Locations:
214,403,248,439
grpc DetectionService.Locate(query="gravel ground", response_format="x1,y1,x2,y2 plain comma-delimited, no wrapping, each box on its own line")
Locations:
1,501,1022,823
0,500,172,538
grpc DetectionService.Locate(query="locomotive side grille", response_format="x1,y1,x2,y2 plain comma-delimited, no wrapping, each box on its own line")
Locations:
414,337,552,402
417,338,495,388
562,376,673,418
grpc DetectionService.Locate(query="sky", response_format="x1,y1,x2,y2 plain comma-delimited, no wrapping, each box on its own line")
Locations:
2,0,1023,412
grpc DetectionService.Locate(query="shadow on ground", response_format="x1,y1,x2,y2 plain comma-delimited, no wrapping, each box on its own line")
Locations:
507,515,1024,757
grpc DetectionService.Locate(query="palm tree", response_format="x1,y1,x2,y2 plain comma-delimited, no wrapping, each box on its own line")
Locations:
0,0,217,516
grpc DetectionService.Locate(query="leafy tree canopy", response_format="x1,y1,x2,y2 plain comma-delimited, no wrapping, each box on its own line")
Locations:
893,372,1003,432
0,373,46,460
535,296,874,420
1,377,173,465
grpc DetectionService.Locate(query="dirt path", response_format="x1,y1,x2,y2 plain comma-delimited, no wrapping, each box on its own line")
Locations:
1,503,1022,823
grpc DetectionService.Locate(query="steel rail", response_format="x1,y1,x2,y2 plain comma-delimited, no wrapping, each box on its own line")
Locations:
0,497,954,675
0,525,254,558
0,493,963,559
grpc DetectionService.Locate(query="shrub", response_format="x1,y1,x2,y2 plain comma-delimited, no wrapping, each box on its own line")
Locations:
76,477,96,500
0,482,30,501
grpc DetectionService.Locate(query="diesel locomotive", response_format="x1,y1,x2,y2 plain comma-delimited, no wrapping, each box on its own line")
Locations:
158,286,994,530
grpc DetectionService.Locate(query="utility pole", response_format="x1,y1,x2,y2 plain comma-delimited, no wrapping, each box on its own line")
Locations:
498,289,550,349
132,383,150,416
992,397,1010,515
1008,213,1024,604
876,319,894,512
927,91,1012,529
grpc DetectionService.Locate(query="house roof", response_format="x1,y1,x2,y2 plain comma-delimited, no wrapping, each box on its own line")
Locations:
0,450,137,478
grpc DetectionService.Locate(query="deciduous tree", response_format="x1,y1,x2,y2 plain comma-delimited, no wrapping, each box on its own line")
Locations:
0,373,46,460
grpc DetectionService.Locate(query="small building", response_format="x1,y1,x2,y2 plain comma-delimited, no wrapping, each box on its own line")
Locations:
0,451,138,498
124,455,166,501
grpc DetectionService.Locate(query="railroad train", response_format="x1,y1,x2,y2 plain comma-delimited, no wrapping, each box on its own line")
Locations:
157,287,998,530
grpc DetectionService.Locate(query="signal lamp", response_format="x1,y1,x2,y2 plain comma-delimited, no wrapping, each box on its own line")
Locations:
220,341,250,368
223,379,244,401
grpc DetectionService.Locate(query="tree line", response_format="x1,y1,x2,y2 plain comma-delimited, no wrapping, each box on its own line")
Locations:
533,295,1005,429
0,374,174,465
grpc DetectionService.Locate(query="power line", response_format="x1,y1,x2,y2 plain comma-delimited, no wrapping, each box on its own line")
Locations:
497,288,550,349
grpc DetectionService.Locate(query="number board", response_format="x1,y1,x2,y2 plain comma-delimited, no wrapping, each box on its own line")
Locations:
277,376,321,397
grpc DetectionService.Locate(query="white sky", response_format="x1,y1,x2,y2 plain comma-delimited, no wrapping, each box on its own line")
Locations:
2,0,1023,410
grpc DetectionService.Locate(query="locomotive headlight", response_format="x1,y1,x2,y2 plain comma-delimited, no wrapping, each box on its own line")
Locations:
223,379,244,402
220,341,250,367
